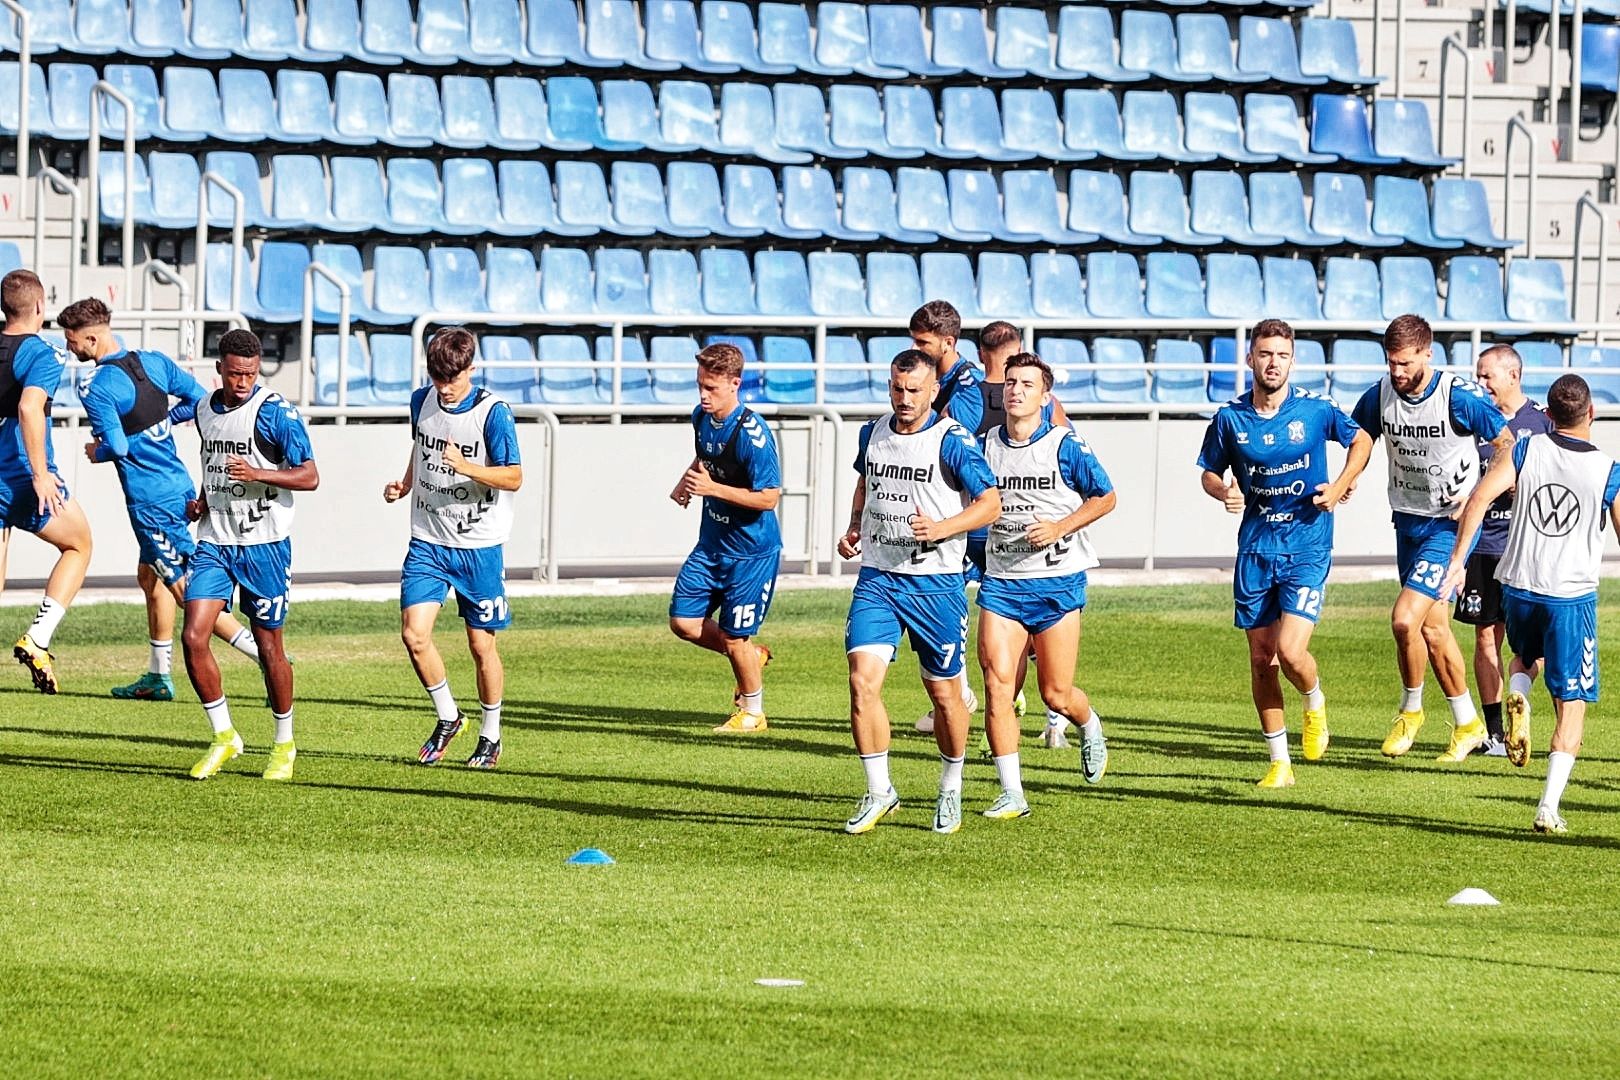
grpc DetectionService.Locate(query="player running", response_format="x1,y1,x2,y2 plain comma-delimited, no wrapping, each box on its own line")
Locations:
385,328,523,769
60,298,261,700
837,348,1000,836
184,330,319,782
1442,375,1620,834
1350,315,1510,761
1,269,94,693
1198,320,1372,787
977,354,1116,818
1453,345,1551,759
668,343,782,734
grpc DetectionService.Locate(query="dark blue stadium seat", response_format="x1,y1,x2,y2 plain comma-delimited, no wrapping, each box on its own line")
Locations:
896,167,987,242
1506,260,1574,324
701,1,790,75
1004,88,1093,162
650,249,702,315
809,251,868,316
1246,94,1335,164
843,166,936,243
1085,253,1146,319
548,76,638,152
720,82,811,162
1003,171,1097,245
1371,175,1461,249
595,249,650,315
871,4,960,77
866,252,923,317
1039,338,1096,405
756,250,813,316
1152,340,1208,403
1123,91,1215,163
1070,169,1160,245
1178,14,1265,84
994,6,1063,79
1321,257,1382,321
1250,172,1336,246
1237,17,1325,85
313,334,375,406
886,85,971,159
1582,25,1620,94
1312,95,1399,165
1205,253,1265,319
1032,254,1086,318
429,246,488,312
1130,172,1221,246
1185,92,1275,164
310,242,395,323
387,157,458,234
1190,171,1284,246
1445,256,1509,322
1311,172,1399,247
1263,257,1324,320
816,2,903,78
1329,340,1384,399
1373,100,1457,168
921,252,980,317
1121,11,1207,82
659,81,724,152
932,6,1016,78
1430,178,1517,249
979,252,1033,319
529,0,607,66
759,2,850,76
1144,252,1210,318
700,247,758,315
666,161,759,238
486,245,541,314
1300,18,1381,87
1056,8,1144,82
1379,256,1440,320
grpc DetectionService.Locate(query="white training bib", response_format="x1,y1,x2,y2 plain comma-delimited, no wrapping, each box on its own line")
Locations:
1378,373,1480,518
195,387,296,546
410,389,514,549
1496,434,1616,598
861,415,972,576
982,426,1098,579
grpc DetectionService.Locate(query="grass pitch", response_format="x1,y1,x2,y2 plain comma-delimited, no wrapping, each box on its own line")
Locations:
1,581,1618,1079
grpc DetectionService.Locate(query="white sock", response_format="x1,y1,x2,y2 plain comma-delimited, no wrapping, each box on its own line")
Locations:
480,700,502,741
860,751,891,796
425,679,459,724
1542,750,1575,814
1045,708,1066,729
1446,692,1476,727
740,688,763,714
959,674,974,706
148,638,173,676
1264,727,1289,764
203,696,233,736
1509,671,1534,699
993,752,1024,800
273,709,293,744
1305,682,1325,711
27,596,67,649
939,753,965,794
1401,685,1424,713
229,627,260,659
1081,710,1103,742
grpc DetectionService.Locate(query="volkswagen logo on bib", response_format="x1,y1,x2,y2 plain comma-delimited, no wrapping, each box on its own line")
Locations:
1529,483,1580,537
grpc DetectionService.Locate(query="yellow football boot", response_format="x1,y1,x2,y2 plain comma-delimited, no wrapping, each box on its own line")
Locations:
1381,711,1426,757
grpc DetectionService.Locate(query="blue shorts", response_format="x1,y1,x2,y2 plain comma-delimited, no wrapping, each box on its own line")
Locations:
1233,549,1331,630
401,537,511,630
0,471,70,533
186,539,293,629
977,572,1087,634
845,567,968,680
1396,520,1470,600
669,547,779,637
1503,585,1599,703
128,499,197,586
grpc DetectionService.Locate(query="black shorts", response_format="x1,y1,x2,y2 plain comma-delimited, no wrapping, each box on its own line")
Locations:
1453,552,1504,626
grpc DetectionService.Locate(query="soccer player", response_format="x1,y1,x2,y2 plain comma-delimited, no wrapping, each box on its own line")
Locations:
837,349,1000,835
60,298,261,700
1,269,94,693
977,354,1116,818
385,327,522,769
667,342,782,734
1198,320,1372,787
1441,374,1620,834
1453,345,1551,758
184,330,319,782
1351,315,1510,761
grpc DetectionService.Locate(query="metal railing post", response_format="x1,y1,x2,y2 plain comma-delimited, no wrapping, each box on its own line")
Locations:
300,262,351,410
86,81,136,303
1572,194,1610,328
192,171,245,319
1393,0,1408,99
32,166,81,300
1502,0,1518,84
3,0,32,218
1371,0,1383,96
535,409,562,583
143,259,194,358
1504,115,1539,261
1570,0,1586,159
1438,35,1475,178
1549,0,1562,110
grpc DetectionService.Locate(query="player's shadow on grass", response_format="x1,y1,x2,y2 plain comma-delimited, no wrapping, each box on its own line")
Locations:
501,699,869,762
4,725,199,751
0,751,182,778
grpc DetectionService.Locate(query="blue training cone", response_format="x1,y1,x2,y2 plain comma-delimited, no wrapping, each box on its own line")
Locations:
566,847,616,866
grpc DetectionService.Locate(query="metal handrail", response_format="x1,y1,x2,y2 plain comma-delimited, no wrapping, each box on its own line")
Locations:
1371,0,1383,96
1549,0,1565,110
298,262,352,411
1502,0,1518,84
191,171,245,320
1572,194,1610,328
85,81,136,304
143,259,193,357
1570,0,1586,163
1504,115,1539,261
31,166,81,301
1438,35,1475,178
2,0,31,218
1394,0,1408,99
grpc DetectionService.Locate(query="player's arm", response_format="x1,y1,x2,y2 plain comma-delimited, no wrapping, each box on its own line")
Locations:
670,455,699,507
18,386,64,515
914,486,1000,541
911,429,1000,541
1028,489,1115,548
837,481,866,558
684,421,783,511
1029,435,1117,546
683,469,780,511
444,402,522,491
1441,446,1517,596
1201,469,1245,514
441,448,521,491
383,446,414,503
80,377,130,464
1196,414,1244,513
1313,428,1374,510
164,356,208,426
1050,396,1071,428
227,410,320,491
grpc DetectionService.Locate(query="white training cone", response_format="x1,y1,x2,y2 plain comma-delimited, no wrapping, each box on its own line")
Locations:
754,978,806,988
1447,888,1500,906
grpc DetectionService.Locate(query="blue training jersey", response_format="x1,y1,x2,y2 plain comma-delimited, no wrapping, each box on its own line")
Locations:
408,386,521,466
1477,400,1554,556
1198,386,1362,556
82,349,208,507
0,334,65,484
933,356,984,435
692,403,782,560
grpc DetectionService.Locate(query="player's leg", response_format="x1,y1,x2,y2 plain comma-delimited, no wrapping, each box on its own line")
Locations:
13,500,94,694
1503,650,1544,768
1272,553,1331,762
182,591,241,779
1245,623,1294,788
237,540,297,780
843,575,902,833
1031,607,1110,786
1531,594,1596,833
109,563,178,700
450,545,513,768
977,605,1031,818
1474,622,1507,754
909,589,971,835
252,623,298,780
464,626,505,768
669,549,771,711
712,554,778,733
398,540,463,763
1421,599,1487,761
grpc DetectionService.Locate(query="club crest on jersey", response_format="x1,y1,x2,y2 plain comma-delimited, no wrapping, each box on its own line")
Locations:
1287,420,1305,444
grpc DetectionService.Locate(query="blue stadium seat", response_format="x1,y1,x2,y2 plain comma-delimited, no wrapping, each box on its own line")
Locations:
548,76,638,152
1207,338,1240,402
613,161,698,238
823,336,878,403
868,335,913,378
1093,338,1149,404
650,249,703,314
760,336,815,404
719,82,811,163
866,252,923,317
387,157,458,234
921,252,980,317
369,334,417,405
1445,256,1509,322
1250,172,1336,246
756,250,813,315
1515,342,1566,399
443,76,521,151
129,0,196,57
1237,17,1324,85
1373,100,1457,168
650,336,700,403
203,150,281,228
244,0,314,62
896,167,987,242
1121,10,1206,82
816,2,903,78
486,246,541,315
1145,252,1210,318
273,70,346,144
711,335,764,402
555,160,632,236
666,161,760,238
950,169,1042,243
189,0,250,59
162,67,227,142
467,0,527,64
47,63,97,141
830,85,912,159
1152,340,1208,403
1122,91,1215,163
305,0,396,65
145,151,203,229
1070,169,1160,246
1032,254,1086,318
1130,172,1221,246
1056,8,1144,82
809,251,868,316
387,73,448,147
529,0,606,66
843,166,936,243
595,335,653,405
1506,260,1574,324
1184,93,1274,164
1329,340,1384,400
1300,18,1381,87
1379,257,1440,321
870,4,960,76
97,152,156,227
784,166,877,241
885,85,971,159
309,242,395,323
429,246,488,312
75,0,141,56
271,155,340,232
932,6,1016,78
1085,253,1146,319
1582,25,1620,94
701,1,790,75
498,160,587,237
1431,178,1517,249
362,0,444,65
1569,344,1620,403
602,79,686,152
1322,257,1383,321
994,6,1063,79
312,335,374,406
492,76,557,150
204,244,272,321
978,252,1033,319
659,81,725,153
540,247,595,313
1263,257,1324,320
758,1,850,76
1371,175,1461,249
1040,338,1096,405
700,247,757,315
1245,94,1335,164
0,62,49,137
725,163,815,239
372,246,434,320
333,70,394,144
413,0,482,63
1003,88,1093,162
329,156,391,231
1291,339,1328,395
1002,171,1097,245
1311,172,1400,247
777,83,860,159
1312,95,1400,165
100,64,175,141
595,249,650,315
480,336,541,405
1190,171,1284,246
1178,14,1265,84
1206,253,1265,319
